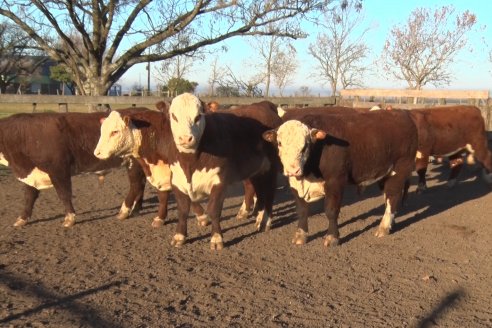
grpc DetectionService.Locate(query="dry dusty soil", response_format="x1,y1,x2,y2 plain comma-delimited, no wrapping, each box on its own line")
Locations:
1,161,491,328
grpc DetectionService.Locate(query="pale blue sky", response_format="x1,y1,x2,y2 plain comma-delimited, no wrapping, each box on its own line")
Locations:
122,0,492,95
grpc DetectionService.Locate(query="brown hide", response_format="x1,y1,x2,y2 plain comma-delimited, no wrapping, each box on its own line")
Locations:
0,108,149,226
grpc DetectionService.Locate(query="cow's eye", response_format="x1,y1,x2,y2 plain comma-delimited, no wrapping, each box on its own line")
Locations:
301,144,307,153
193,114,201,124
110,131,119,137
171,112,178,122
278,141,282,147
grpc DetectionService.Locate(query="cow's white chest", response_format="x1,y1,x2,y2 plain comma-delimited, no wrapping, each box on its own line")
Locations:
0,152,8,166
170,163,221,201
145,159,172,191
289,175,325,203
19,167,53,190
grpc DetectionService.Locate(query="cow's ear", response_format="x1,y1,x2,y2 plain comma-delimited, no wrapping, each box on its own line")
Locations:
123,115,131,127
99,117,106,125
200,101,207,114
310,129,327,142
262,130,277,143
155,101,168,113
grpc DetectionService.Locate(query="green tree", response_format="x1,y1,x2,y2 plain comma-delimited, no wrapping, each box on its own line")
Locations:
50,65,76,95
163,77,198,96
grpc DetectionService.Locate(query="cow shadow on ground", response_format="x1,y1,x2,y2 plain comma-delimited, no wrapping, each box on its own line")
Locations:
0,268,122,326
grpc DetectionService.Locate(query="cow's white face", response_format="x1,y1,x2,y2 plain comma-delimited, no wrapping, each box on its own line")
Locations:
94,111,136,159
168,93,205,153
264,120,326,177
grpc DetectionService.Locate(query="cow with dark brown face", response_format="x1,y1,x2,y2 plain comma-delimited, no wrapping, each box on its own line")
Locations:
263,109,418,246
168,93,282,250
408,106,492,192
0,109,149,228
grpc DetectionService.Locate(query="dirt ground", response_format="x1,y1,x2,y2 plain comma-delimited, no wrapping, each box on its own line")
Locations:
1,160,491,328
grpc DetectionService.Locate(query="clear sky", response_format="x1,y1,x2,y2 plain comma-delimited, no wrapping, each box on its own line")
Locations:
121,0,492,95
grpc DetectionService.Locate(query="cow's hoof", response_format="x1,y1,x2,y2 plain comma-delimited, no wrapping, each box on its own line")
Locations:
374,226,390,238
210,233,224,250
151,217,164,228
235,210,250,221
196,214,210,227
323,235,339,247
13,218,27,227
171,234,186,247
291,229,307,245
116,211,129,221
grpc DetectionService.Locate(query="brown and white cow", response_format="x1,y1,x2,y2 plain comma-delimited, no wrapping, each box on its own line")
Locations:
93,109,208,228
263,109,418,246
168,93,282,249
408,106,492,191
0,109,149,227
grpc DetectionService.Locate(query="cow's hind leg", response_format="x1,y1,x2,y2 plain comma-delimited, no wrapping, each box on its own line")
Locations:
14,184,40,227
415,154,430,193
250,171,276,232
446,152,466,188
50,173,76,228
375,165,410,237
235,179,256,220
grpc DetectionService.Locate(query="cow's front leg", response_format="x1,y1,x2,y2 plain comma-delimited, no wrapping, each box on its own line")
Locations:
151,190,169,228
292,191,309,245
51,173,76,228
171,188,190,247
323,179,343,247
14,184,40,227
207,184,227,250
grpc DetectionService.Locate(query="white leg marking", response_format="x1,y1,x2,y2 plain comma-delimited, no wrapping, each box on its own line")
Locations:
375,200,394,237
62,213,76,228
254,210,270,231
292,228,307,245
117,202,131,220
210,233,224,250
196,213,210,226
152,217,164,228
171,233,186,247
13,217,28,227
235,200,251,220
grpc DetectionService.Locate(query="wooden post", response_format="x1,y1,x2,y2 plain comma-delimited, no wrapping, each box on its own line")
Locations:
32,102,37,112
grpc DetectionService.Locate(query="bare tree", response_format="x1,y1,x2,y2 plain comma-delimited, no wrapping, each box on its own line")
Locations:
0,21,37,93
217,65,263,97
208,56,226,97
272,44,298,96
381,6,477,89
296,86,311,96
308,0,369,96
0,0,329,96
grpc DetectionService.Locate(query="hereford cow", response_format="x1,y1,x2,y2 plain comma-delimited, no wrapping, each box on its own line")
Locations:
94,109,208,228
168,93,282,250
408,106,492,192
263,109,418,246
0,109,149,227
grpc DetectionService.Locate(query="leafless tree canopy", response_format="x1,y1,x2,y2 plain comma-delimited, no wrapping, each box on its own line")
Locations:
0,21,40,93
0,0,332,95
308,0,369,96
271,44,298,96
381,6,476,90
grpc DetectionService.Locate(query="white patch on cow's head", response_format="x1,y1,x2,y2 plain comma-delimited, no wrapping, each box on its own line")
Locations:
275,120,319,177
168,93,205,153
94,111,141,159
0,152,9,166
